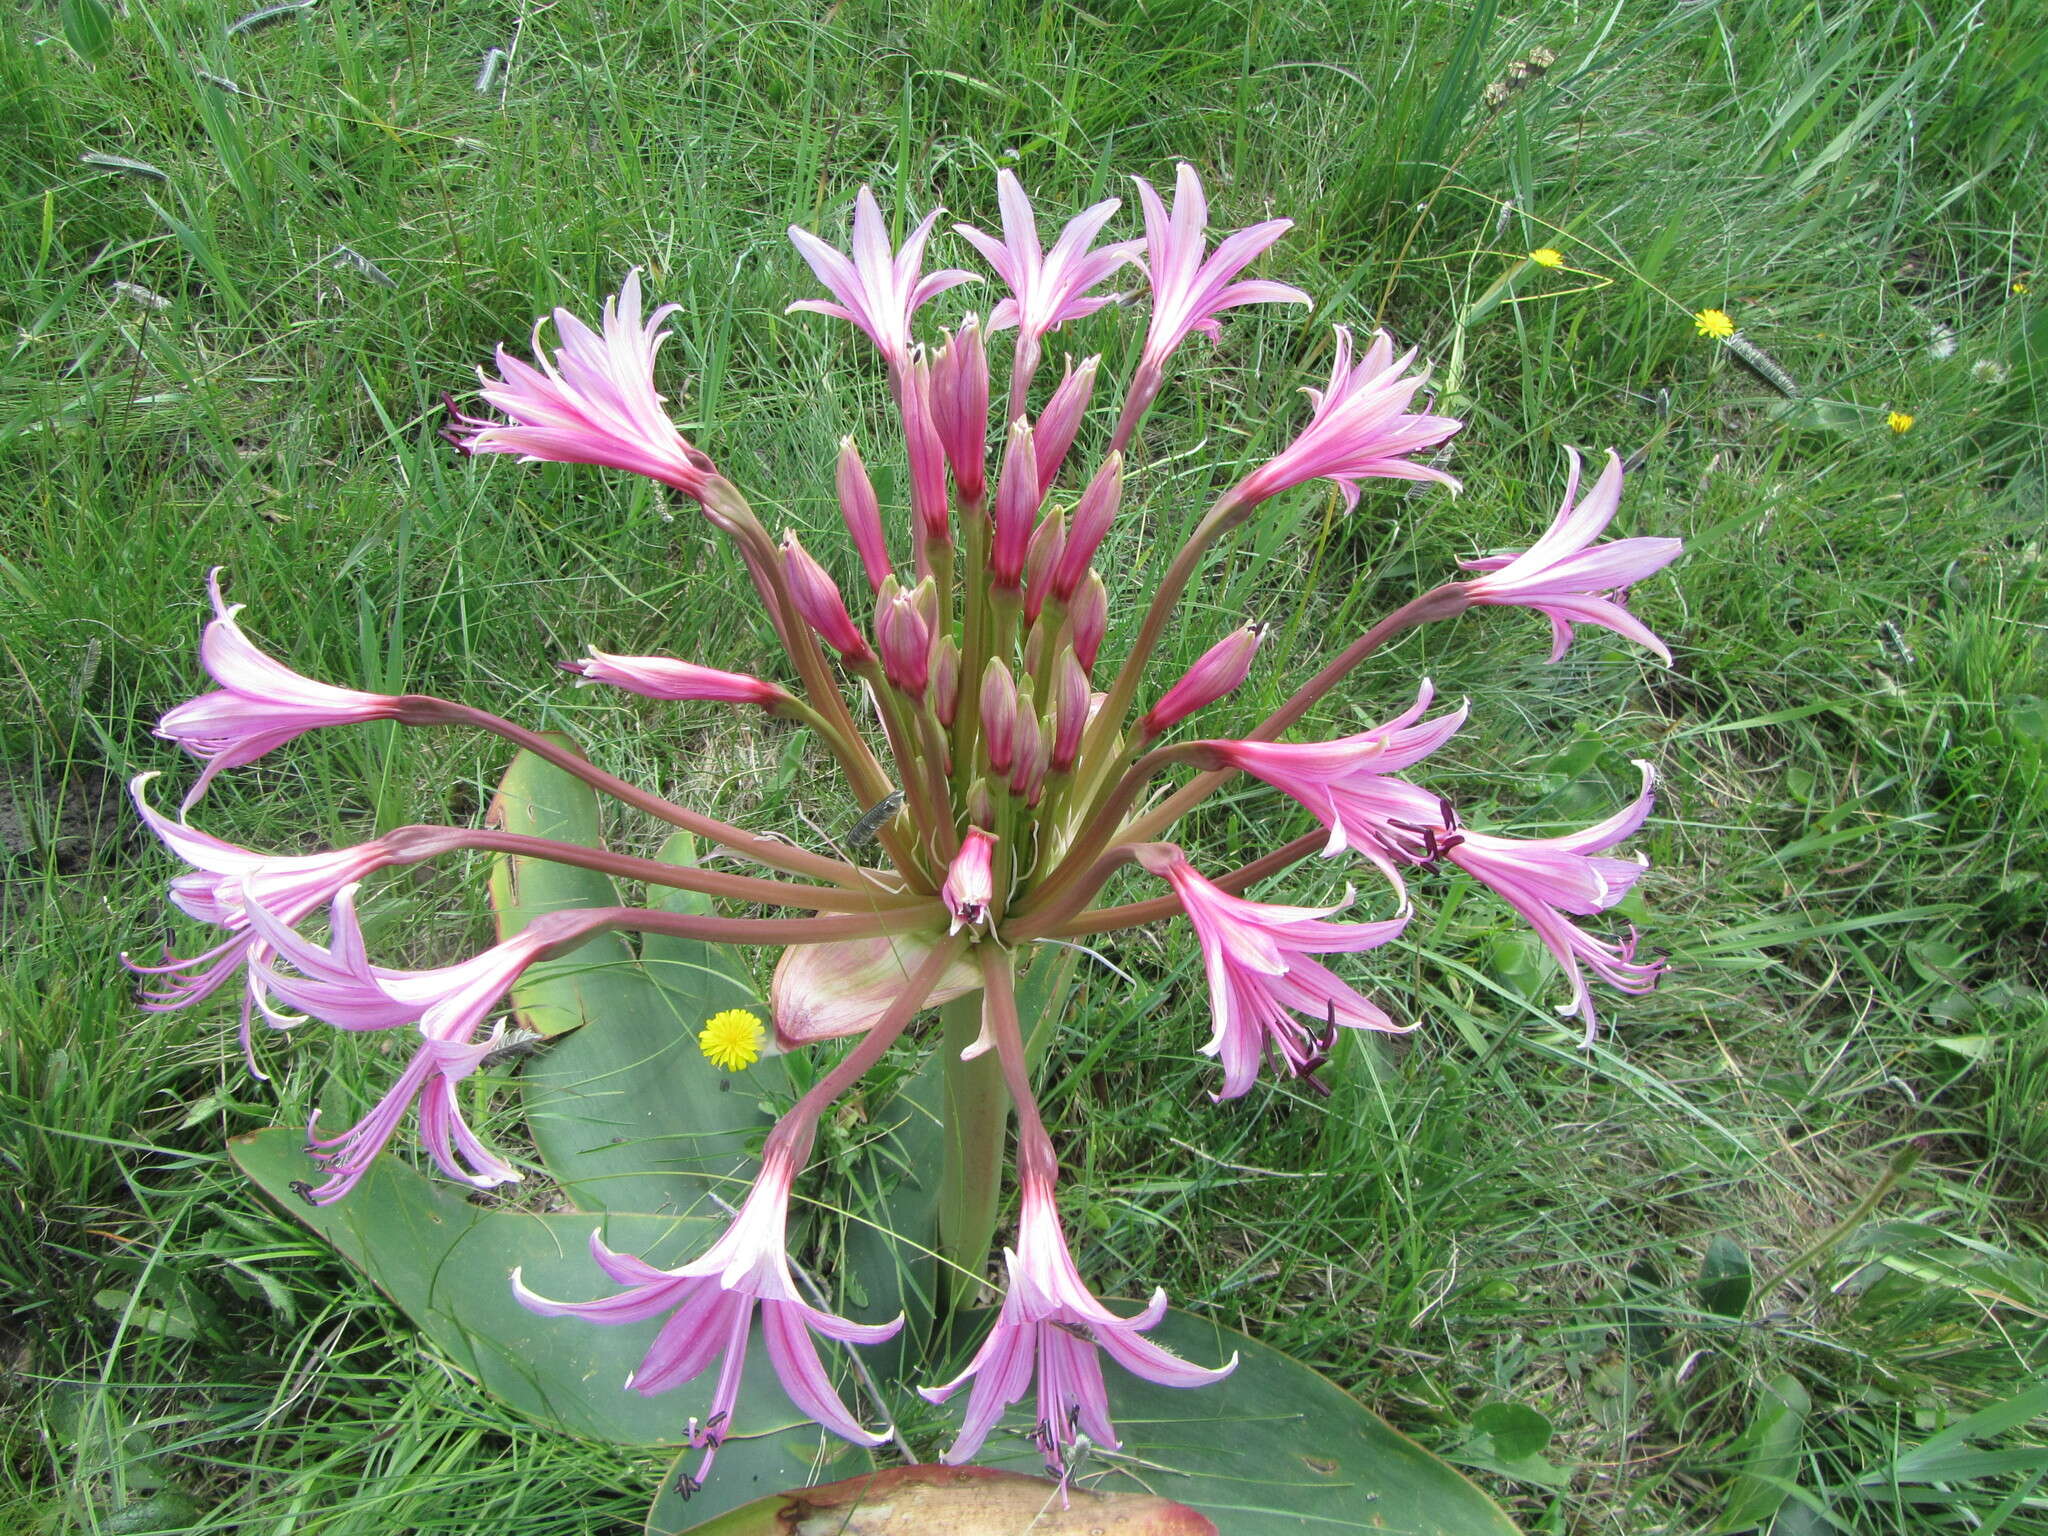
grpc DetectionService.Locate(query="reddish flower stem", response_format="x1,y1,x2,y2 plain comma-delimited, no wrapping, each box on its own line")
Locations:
1111,584,1469,850
381,825,923,913
765,934,968,1164
394,697,886,889
1011,830,1324,941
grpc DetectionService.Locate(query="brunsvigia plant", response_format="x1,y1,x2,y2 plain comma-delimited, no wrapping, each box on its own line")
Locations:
132,164,1679,1528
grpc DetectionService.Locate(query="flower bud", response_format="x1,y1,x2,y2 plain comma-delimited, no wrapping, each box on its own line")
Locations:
979,659,1019,774
836,437,891,592
1050,647,1088,770
874,577,934,695
1069,569,1108,674
1023,508,1066,622
1008,710,1047,803
929,318,990,504
942,827,998,934
1021,620,1047,679
964,777,997,829
903,357,951,546
780,531,869,660
1034,355,1098,488
929,636,962,727
989,420,1040,589
1051,452,1121,601
567,651,794,711
1139,624,1265,738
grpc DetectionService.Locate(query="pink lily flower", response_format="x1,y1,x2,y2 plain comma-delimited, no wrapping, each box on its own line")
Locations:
943,828,998,935
1232,327,1464,509
443,269,717,500
244,885,579,1201
514,1149,901,1492
954,172,1141,390
1110,162,1311,450
567,651,795,711
1134,845,1410,1099
122,773,400,1077
156,571,402,809
1459,448,1684,663
1198,680,1471,869
1443,763,1666,1045
921,1169,1234,1473
1132,163,1311,367
786,187,979,374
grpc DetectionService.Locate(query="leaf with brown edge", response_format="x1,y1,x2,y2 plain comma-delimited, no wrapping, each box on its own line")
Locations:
656,1464,1215,1536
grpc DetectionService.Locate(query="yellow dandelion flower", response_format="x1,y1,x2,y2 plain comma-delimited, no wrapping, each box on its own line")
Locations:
1529,248,1565,269
1694,308,1735,340
698,1008,765,1071
2014,279,2030,296
1886,410,1915,435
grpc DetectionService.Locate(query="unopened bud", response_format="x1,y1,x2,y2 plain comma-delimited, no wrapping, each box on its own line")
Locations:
929,636,961,727
1008,710,1046,802
1052,453,1121,601
989,420,1040,589
874,577,933,694
1034,355,1098,488
1139,624,1265,738
979,659,1019,774
781,531,868,660
569,651,795,712
1021,621,1047,678
1050,648,1088,770
903,358,951,545
929,318,990,504
1024,509,1066,622
1069,569,1109,674
836,437,891,592
965,777,997,828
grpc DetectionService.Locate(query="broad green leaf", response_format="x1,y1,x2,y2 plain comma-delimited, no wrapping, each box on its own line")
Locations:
490,760,784,1216
1716,1373,1809,1532
1469,1401,1552,1461
936,1309,1521,1534
660,1464,1217,1536
487,740,639,1038
1454,1402,1568,1490
60,0,115,63
232,1129,820,1448
1698,1235,1754,1318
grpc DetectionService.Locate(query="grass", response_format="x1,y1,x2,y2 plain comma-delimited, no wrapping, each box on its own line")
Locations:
3,0,2046,1531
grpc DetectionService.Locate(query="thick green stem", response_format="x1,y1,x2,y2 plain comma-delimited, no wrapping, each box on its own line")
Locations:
936,986,1008,1308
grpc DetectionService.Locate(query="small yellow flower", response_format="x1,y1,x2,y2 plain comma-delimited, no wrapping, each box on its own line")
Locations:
1886,410,1915,435
2015,279,2031,296
1529,247,1565,269
1694,308,1736,340
698,1008,765,1071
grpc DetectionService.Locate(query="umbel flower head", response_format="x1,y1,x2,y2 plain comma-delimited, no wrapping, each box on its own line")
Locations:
136,162,1684,1487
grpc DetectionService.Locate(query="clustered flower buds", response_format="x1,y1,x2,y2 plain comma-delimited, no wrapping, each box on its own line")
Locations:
137,163,1682,1488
